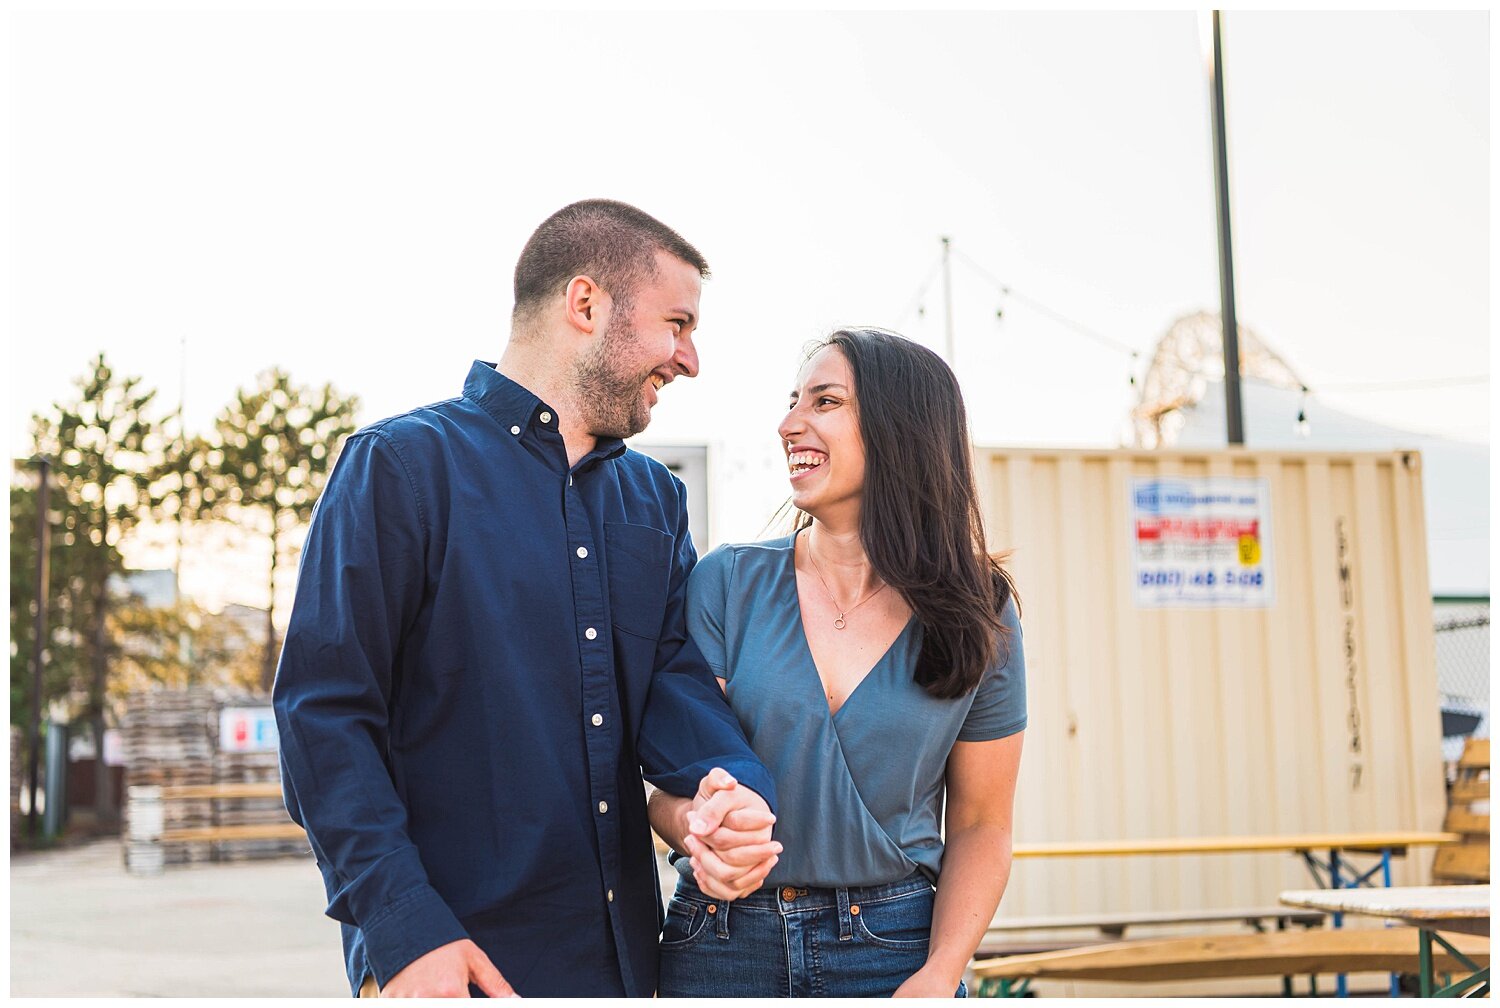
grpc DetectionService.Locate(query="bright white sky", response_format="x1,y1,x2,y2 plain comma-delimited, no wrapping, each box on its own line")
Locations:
7,8,1490,613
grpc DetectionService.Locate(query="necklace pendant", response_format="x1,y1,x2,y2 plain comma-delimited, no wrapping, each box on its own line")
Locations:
833,616,847,630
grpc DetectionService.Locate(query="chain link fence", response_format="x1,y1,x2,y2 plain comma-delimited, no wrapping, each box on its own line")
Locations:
1435,600,1488,763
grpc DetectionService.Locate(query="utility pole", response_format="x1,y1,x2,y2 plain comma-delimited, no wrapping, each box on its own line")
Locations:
940,236,956,367
26,456,52,840
1207,9,1246,445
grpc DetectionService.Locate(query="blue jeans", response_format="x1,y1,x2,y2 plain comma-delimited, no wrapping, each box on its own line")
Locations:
657,871,967,998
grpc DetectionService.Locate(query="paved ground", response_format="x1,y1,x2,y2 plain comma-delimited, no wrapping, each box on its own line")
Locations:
15,840,1411,998
11,839,683,997
11,840,348,997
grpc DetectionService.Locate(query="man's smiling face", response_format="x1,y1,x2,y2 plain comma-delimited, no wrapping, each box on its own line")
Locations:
574,250,702,439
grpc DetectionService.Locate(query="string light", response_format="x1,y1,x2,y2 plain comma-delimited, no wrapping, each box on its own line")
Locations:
926,241,1144,395
894,253,946,331
950,246,1139,358
898,240,1482,430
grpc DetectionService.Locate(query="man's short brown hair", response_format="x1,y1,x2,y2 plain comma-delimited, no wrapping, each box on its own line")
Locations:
512,199,710,327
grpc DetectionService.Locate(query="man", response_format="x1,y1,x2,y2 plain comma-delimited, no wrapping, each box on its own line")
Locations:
273,200,780,997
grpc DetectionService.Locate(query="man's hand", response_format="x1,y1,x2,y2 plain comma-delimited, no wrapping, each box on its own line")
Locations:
379,939,518,998
683,768,780,901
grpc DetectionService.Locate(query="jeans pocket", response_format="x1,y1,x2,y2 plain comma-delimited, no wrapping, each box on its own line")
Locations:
853,887,933,950
660,896,711,950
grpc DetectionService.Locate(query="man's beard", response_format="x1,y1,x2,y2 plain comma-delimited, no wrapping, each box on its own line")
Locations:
573,313,653,440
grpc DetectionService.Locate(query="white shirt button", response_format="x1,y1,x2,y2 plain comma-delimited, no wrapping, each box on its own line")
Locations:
539,411,551,423
585,627,598,640
607,889,614,902
509,425,521,436
591,713,603,727
598,801,608,814
576,546,588,559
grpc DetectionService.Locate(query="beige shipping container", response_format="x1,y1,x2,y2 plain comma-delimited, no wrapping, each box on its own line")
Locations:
976,447,1446,924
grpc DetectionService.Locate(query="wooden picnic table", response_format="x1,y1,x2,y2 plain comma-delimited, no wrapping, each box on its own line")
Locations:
1013,830,1459,859
1280,885,1490,997
1008,830,1459,997
157,782,284,801
130,781,303,851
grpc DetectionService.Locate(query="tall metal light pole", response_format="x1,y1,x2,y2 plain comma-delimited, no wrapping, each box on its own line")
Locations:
1206,9,1246,445
26,456,52,840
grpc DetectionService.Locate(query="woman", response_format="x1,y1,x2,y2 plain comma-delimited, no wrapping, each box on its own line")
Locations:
649,328,1026,998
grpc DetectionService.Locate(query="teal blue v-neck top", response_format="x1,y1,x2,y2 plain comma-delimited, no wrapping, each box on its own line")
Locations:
678,534,1027,889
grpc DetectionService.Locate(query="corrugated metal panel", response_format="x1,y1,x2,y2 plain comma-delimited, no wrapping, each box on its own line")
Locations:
977,448,1444,920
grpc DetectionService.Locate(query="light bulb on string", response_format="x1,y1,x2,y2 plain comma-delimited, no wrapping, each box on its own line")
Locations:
1295,386,1311,439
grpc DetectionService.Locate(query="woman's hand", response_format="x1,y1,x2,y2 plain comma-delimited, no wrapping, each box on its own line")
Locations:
892,965,962,998
648,769,781,901
684,768,780,900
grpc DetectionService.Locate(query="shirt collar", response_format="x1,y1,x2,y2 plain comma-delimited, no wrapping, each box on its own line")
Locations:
462,360,627,465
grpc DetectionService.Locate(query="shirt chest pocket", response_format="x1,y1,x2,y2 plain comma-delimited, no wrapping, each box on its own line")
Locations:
605,521,673,639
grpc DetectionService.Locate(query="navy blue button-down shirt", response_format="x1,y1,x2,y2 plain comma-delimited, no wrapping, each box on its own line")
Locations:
273,361,776,997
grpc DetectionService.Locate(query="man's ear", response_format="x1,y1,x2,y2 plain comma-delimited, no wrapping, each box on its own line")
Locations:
564,275,608,336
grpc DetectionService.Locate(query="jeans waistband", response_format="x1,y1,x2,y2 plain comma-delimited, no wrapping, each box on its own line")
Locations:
675,869,932,912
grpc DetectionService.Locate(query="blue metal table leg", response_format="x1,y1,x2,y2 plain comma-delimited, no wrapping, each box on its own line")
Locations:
1331,849,1347,998
1383,849,1399,998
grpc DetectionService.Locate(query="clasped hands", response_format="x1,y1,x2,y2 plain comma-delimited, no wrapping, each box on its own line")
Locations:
676,767,781,901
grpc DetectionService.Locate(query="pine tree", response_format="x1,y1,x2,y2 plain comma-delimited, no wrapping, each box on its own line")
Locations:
14,355,163,825
198,370,359,691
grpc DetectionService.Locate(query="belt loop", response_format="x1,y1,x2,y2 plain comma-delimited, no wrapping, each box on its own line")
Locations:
835,886,854,941
714,899,730,939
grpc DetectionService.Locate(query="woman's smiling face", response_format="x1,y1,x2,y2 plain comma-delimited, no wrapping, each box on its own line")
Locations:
778,346,866,521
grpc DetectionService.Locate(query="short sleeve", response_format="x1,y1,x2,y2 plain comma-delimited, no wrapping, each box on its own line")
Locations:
957,597,1027,742
684,544,735,680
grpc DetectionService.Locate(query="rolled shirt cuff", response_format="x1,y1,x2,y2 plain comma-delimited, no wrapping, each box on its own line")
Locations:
662,756,777,817
360,883,470,987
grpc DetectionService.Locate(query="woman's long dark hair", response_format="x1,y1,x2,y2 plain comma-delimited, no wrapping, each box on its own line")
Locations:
792,328,1018,699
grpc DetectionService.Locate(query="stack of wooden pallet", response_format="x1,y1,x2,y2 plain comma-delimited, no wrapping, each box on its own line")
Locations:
121,688,218,872
122,688,308,872
1435,738,1489,884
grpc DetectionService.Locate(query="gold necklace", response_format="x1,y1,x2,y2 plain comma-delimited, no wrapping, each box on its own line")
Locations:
804,532,888,630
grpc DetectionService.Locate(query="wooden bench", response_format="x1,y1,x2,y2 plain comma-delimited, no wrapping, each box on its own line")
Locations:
157,782,285,801
156,782,304,843
976,906,1325,958
158,823,306,843
968,928,1490,996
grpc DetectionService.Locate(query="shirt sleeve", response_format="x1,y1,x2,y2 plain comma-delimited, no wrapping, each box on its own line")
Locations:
683,545,735,680
957,596,1028,742
634,481,777,811
272,429,469,986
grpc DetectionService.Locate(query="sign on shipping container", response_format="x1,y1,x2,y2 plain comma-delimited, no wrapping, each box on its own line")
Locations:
1130,475,1275,607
